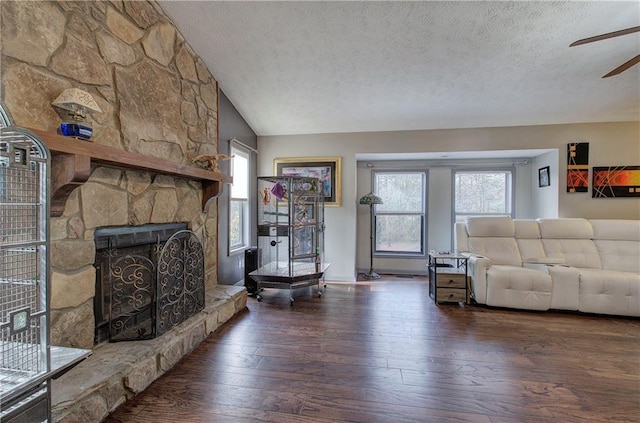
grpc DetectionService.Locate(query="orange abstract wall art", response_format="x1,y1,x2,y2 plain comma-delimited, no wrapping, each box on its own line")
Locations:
592,166,640,198
567,142,589,193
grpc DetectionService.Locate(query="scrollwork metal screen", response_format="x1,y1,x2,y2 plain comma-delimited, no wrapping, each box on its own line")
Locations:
156,230,205,336
109,254,156,342
102,228,204,342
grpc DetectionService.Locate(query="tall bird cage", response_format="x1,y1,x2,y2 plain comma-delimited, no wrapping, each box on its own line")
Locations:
0,105,52,422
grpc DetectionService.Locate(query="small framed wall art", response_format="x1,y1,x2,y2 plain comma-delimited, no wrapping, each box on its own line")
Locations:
538,166,550,187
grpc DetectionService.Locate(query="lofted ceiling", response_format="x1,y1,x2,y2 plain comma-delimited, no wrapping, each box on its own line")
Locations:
159,1,640,137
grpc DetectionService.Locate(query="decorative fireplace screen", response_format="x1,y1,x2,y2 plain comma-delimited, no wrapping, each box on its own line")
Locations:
94,224,205,343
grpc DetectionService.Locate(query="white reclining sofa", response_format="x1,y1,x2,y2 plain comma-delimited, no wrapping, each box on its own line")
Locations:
454,216,640,317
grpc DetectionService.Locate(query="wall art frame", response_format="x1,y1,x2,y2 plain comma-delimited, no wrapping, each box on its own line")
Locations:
274,156,342,206
592,166,640,198
538,166,550,187
567,142,589,193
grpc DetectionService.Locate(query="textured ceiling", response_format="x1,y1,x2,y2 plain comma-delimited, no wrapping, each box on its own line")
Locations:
159,1,640,136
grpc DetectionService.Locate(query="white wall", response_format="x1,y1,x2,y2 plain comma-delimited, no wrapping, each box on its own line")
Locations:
426,167,452,253
533,150,559,218
557,124,640,218
258,121,640,281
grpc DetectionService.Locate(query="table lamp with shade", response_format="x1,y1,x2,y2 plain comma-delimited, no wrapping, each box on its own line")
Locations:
359,192,383,279
51,88,102,140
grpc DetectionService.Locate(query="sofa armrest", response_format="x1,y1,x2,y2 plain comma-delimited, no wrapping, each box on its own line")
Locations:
466,254,491,304
461,252,490,268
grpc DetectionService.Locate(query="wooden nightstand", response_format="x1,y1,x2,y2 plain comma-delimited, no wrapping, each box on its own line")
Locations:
428,251,469,305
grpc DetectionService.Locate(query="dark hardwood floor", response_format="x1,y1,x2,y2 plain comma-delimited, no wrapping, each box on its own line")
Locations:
106,277,640,422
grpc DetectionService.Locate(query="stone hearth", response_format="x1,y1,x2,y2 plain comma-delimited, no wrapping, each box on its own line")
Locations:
51,285,246,422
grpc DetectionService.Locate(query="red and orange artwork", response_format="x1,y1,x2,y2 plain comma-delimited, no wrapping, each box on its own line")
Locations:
567,169,589,192
567,142,589,192
592,166,640,198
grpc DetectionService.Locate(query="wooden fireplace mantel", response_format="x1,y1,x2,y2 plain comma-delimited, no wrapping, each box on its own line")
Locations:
28,129,233,217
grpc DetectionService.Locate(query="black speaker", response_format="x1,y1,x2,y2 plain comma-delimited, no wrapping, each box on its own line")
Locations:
244,247,259,294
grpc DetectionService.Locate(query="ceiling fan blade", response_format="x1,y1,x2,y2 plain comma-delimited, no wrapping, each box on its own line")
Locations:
570,26,640,47
602,54,640,78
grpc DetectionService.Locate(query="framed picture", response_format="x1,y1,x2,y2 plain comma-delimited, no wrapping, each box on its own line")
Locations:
538,166,550,187
592,166,640,198
274,157,342,206
567,142,589,192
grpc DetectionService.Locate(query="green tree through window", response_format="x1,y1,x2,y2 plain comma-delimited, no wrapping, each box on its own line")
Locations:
374,171,426,254
454,170,513,222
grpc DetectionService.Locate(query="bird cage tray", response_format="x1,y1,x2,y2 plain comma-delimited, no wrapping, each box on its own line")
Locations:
249,261,330,284
249,262,330,304
0,343,91,414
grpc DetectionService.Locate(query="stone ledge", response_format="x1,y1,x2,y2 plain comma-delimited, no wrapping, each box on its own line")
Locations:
51,285,247,423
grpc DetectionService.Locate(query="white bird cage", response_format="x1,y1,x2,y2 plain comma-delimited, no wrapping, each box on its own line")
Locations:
0,105,51,422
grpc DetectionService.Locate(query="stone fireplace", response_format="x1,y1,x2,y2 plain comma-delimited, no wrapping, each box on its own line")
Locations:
1,2,248,420
47,166,216,350
0,0,229,350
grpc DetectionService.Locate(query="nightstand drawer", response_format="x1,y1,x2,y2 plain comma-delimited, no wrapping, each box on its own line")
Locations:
435,273,466,288
436,288,466,303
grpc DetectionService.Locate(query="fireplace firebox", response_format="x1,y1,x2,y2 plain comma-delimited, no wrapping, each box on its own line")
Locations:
93,223,205,344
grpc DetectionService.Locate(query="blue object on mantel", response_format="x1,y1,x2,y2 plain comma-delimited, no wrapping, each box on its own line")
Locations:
59,122,92,140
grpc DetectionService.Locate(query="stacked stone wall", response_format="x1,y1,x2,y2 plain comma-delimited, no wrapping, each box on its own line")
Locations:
1,0,221,349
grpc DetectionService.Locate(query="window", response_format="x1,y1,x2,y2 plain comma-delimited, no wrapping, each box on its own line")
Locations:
373,171,426,255
454,169,514,222
229,146,249,253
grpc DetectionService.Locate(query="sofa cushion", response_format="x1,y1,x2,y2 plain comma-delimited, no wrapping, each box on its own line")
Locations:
466,216,515,237
514,219,540,239
466,216,522,266
593,240,640,273
514,219,545,262
485,265,552,311
538,218,601,269
547,265,580,311
578,268,640,317
590,220,640,273
590,219,640,242
468,237,522,266
537,218,593,239
541,239,602,269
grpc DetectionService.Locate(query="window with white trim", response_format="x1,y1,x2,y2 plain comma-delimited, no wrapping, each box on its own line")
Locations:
373,171,426,255
454,169,514,223
229,146,249,253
